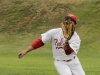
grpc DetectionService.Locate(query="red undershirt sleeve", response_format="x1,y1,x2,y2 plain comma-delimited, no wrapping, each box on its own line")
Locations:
31,38,44,49
64,46,74,55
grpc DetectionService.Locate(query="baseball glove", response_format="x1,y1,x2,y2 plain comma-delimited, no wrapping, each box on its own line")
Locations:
61,20,75,43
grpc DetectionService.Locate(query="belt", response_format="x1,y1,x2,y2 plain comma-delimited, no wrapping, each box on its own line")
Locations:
57,56,75,62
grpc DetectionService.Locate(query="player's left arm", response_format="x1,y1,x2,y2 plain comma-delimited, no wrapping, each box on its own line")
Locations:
64,37,81,55
64,42,74,55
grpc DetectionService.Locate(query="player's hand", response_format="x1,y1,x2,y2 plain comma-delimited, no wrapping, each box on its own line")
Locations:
63,42,69,50
18,50,27,59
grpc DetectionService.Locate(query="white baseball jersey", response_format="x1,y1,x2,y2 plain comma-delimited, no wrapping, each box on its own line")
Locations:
41,28,81,60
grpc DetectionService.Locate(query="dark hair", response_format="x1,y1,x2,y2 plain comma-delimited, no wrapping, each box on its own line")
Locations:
65,16,76,24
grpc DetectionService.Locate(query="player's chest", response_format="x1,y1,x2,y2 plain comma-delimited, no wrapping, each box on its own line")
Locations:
52,33,65,46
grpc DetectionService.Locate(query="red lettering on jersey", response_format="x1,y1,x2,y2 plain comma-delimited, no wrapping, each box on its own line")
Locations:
54,38,64,49
54,39,58,45
56,46,64,49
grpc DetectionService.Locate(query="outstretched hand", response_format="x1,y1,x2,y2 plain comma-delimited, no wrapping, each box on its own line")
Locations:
18,46,34,59
18,50,27,59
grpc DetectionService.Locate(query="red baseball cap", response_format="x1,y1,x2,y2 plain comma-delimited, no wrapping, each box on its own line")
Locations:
67,14,78,24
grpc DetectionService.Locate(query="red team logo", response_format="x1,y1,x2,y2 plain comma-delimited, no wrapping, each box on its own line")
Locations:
54,38,64,49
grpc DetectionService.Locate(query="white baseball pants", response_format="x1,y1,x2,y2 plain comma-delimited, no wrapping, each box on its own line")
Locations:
54,56,85,75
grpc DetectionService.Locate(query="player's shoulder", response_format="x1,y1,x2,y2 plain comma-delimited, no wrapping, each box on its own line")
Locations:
73,31,81,40
74,31,78,35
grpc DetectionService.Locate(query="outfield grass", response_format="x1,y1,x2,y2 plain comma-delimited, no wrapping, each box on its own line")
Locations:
0,33,100,75
0,48,56,75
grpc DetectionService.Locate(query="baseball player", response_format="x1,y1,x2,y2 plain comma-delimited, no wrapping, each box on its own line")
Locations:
18,14,86,75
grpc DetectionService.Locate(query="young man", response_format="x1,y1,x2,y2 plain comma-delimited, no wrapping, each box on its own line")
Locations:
18,14,85,75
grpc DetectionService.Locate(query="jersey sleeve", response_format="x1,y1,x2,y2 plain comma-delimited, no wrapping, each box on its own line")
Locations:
41,29,53,43
31,38,44,49
69,32,81,54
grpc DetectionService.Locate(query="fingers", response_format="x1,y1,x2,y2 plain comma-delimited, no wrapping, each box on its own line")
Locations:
18,53,23,59
18,51,26,59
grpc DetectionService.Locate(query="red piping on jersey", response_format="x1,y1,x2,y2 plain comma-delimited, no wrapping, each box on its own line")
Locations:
31,38,44,49
64,47,74,55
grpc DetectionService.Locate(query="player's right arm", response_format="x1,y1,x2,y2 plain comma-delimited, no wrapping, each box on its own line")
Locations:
18,46,34,59
18,29,53,59
18,38,44,59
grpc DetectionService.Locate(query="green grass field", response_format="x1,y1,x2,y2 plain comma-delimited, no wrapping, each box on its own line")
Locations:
0,33,100,75
0,0,100,75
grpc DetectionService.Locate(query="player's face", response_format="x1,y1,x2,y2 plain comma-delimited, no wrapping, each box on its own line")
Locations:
66,19,77,28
